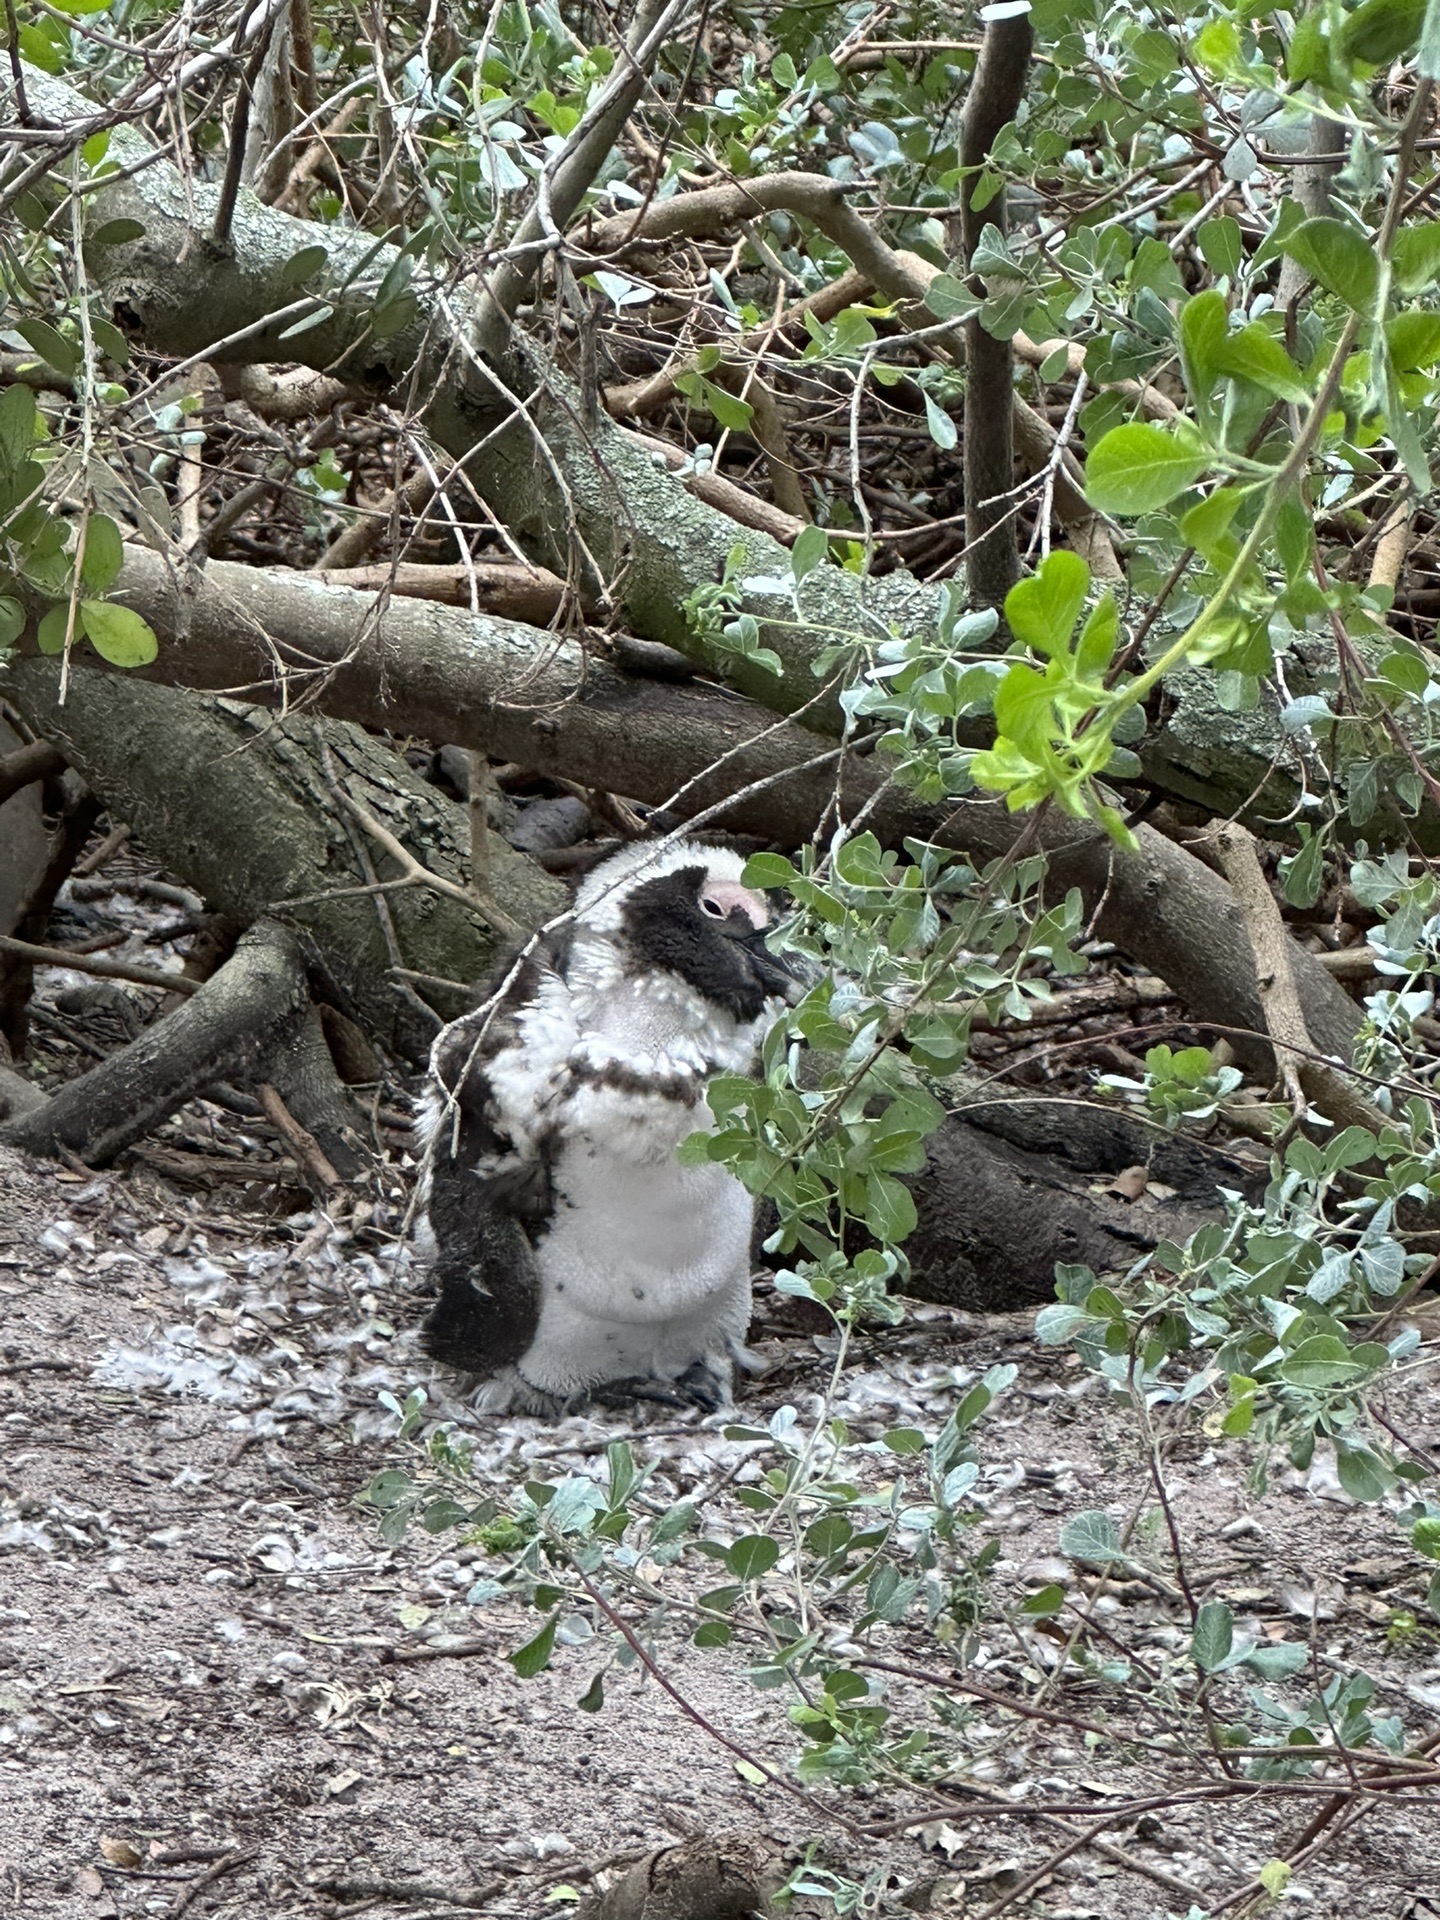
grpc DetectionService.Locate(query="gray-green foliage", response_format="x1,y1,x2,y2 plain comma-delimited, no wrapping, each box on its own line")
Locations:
364,1361,1015,1788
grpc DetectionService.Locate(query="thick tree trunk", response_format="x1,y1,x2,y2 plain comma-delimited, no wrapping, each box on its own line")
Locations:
10,553,1362,1078
5,660,567,1065
900,1090,1256,1308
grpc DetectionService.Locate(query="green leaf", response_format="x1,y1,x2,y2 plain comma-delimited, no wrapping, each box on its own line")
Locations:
865,1171,917,1242
1335,1443,1393,1502
1394,221,1440,296
17,24,64,74
790,523,829,584
922,392,958,450
280,244,329,285
91,217,146,246
1339,0,1426,64
36,604,73,654
805,1514,853,1555
1241,1642,1308,1678
1197,216,1242,280
923,273,980,323
697,1584,743,1614
0,383,37,476
1035,1302,1094,1344
1193,16,1244,73
508,1612,559,1678
278,304,335,341
1085,423,1208,516
1279,1335,1366,1388
1279,828,1325,908
90,316,131,368
742,852,798,889
1274,488,1314,583
1073,595,1119,679
706,381,754,432
1059,1509,1124,1567
1132,235,1188,305
727,1535,780,1581
15,318,76,379
1179,288,1228,406
1005,549,1091,660
1180,486,1243,570
1191,1600,1234,1672
1279,218,1379,314
1288,7,1334,82
372,292,418,340
1387,308,1440,370
1214,324,1310,403
1259,1861,1291,1898
1020,1583,1065,1616
576,1671,605,1712
79,514,124,592
1422,0,1440,77
78,600,158,667
0,597,23,650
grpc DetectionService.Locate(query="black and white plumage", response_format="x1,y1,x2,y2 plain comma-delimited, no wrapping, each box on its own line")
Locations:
416,839,797,1414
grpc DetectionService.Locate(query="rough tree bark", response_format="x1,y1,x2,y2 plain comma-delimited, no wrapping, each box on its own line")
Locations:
6,658,567,1064
10,550,1363,1077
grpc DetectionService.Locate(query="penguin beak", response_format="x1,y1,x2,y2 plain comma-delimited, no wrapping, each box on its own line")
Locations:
727,923,809,1006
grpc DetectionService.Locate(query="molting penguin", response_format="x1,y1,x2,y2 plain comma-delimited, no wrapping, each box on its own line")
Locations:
416,838,798,1413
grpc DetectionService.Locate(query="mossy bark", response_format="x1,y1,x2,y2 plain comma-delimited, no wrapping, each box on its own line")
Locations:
6,661,566,1065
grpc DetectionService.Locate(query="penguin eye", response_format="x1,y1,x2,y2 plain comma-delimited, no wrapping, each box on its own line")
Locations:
700,895,727,919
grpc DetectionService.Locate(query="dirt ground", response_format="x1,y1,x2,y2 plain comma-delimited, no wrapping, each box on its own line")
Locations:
2,1138,1439,1920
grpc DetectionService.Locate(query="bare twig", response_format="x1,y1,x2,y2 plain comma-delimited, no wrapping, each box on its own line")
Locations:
1213,826,1388,1133
0,934,199,997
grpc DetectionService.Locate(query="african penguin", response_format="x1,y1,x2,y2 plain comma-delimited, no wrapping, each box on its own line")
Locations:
416,838,799,1414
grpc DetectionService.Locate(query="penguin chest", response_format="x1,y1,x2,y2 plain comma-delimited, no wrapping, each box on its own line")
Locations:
538,1137,754,1325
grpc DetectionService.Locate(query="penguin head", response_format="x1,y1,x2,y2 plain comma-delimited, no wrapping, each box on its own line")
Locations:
574,839,800,1023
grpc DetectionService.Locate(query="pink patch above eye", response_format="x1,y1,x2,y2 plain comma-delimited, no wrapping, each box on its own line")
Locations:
701,881,768,928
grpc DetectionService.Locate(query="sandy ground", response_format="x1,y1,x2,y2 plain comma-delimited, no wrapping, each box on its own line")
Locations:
2,1140,1440,1920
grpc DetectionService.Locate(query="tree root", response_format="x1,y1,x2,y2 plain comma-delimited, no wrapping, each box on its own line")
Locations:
0,920,355,1175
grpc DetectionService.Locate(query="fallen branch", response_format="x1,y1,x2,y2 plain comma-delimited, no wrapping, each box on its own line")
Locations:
0,739,65,807
0,933,200,997
310,558,570,624
1214,825,1388,1133
8,550,1366,1078
255,1080,344,1198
